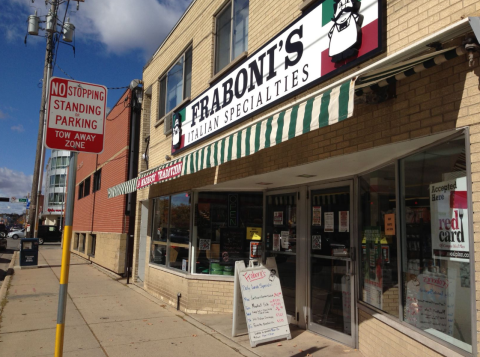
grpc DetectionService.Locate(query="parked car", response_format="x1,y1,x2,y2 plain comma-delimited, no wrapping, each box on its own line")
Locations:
0,237,7,250
0,224,8,238
37,225,62,245
8,229,26,240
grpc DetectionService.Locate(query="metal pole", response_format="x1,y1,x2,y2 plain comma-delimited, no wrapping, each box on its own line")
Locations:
54,150,77,357
28,0,57,238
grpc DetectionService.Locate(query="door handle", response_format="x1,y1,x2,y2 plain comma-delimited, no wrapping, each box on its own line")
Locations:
346,260,353,276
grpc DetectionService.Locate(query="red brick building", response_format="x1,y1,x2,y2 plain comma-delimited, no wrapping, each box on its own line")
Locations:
71,87,142,275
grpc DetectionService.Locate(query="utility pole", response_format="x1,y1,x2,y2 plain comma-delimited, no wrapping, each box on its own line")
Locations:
28,1,57,238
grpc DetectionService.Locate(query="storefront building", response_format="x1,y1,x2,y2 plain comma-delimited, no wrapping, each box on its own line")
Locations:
109,1,480,356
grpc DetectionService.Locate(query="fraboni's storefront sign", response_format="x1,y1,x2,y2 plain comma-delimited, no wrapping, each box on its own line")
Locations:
172,0,381,153
136,162,184,189
430,177,470,261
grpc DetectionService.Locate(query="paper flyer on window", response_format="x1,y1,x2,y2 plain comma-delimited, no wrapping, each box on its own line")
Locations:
430,177,469,262
339,211,349,232
312,206,322,226
324,212,334,232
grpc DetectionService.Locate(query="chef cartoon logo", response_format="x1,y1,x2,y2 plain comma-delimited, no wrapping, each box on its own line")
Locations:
172,112,181,149
328,0,364,63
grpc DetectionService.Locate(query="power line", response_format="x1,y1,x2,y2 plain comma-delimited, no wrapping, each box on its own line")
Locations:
106,105,129,121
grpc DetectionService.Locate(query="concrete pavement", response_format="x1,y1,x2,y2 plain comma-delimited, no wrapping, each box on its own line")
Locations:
0,246,363,357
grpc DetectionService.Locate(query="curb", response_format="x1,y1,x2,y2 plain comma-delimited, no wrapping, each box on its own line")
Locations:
0,251,18,314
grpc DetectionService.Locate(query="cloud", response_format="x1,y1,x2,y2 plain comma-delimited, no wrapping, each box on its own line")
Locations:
73,0,190,57
11,124,24,132
4,0,191,57
0,110,7,120
0,167,32,215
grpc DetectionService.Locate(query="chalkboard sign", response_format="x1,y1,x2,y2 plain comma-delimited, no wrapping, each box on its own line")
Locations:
220,228,245,261
233,260,291,347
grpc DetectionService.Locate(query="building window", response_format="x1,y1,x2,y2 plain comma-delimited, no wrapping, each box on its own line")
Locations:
50,174,66,187
195,192,263,275
93,169,102,192
74,233,79,250
158,47,192,120
215,0,249,74
78,233,85,253
150,193,191,272
49,193,65,205
84,177,91,197
78,182,84,200
358,164,399,317
89,234,96,257
51,156,69,169
400,134,471,352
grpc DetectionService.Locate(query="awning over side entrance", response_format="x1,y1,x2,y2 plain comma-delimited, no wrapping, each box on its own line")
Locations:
108,79,356,198
355,46,466,93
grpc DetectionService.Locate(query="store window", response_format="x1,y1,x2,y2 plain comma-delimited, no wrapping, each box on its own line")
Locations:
79,233,85,253
400,134,472,352
359,164,399,317
265,193,297,316
74,233,79,250
195,192,263,275
158,47,192,120
150,193,191,272
215,0,249,73
89,234,96,257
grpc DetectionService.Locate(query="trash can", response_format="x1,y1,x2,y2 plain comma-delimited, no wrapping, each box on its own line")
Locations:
20,238,39,267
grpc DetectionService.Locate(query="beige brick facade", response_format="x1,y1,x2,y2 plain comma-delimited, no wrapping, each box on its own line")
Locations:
71,231,127,274
127,0,480,355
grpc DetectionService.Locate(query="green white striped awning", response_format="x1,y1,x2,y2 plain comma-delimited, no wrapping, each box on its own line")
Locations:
108,79,355,198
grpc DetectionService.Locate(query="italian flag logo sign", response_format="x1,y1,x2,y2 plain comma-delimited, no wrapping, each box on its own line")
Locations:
321,0,380,75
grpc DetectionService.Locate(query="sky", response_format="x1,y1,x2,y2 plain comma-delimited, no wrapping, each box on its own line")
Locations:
0,0,191,215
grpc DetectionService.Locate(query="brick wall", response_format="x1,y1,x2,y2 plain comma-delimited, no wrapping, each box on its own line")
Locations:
73,89,131,233
71,89,131,273
71,231,127,274
144,266,234,314
358,310,441,357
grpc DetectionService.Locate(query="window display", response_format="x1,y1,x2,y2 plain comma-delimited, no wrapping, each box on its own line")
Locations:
195,192,263,275
265,193,297,316
359,164,399,317
401,134,471,352
150,193,191,271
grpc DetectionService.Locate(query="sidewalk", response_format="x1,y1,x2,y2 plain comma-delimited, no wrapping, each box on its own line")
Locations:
0,246,363,357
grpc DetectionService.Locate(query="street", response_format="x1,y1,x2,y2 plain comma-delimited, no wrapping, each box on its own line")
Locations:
0,237,19,281
0,246,360,357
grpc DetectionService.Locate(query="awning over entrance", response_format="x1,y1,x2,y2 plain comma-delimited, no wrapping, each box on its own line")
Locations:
108,79,355,198
108,46,466,199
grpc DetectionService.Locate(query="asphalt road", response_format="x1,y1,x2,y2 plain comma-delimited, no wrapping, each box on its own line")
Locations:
0,237,19,281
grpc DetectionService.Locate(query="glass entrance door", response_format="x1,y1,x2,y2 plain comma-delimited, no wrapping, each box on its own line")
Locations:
265,190,299,324
308,182,355,346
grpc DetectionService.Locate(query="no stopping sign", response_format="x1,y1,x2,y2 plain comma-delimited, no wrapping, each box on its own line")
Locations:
46,77,107,153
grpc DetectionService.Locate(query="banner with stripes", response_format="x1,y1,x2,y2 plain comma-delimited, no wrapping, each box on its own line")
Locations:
108,79,355,198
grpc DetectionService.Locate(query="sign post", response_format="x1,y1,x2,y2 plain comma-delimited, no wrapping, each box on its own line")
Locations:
46,77,107,357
